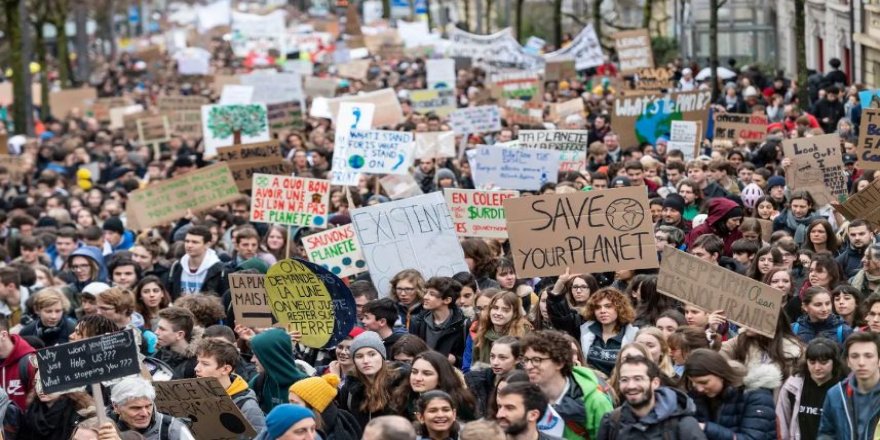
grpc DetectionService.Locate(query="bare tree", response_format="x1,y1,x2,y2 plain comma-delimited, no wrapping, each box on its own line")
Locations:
794,0,808,105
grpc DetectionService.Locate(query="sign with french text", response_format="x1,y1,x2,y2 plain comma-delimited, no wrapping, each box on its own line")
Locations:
444,189,519,238
250,174,330,228
302,224,367,278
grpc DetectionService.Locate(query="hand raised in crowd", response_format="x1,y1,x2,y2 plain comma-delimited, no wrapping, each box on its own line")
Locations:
707,310,727,333
234,324,256,341
552,267,578,295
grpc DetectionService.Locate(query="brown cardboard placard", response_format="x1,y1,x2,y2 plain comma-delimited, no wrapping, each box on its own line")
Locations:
337,59,371,80
137,115,171,146
634,67,676,91
503,186,659,277
228,273,274,328
326,88,403,128
303,76,338,98
344,1,365,48
549,98,584,122
227,158,293,191
836,178,880,225
713,112,768,143
168,109,203,137
92,97,131,123
545,59,577,82
782,134,847,206
126,163,241,231
613,29,654,74
157,95,211,113
757,218,773,243
657,247,784,337
267,101,305,138
0,155,27,182
857,108,880,170
49,87,97,119
123,110,152,139
217,140,283,162
0,133,7,155
612,90,711,151
153,378,258,440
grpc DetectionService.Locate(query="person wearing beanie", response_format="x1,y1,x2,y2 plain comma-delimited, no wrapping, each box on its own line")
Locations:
765,175,787,205
249,328,310,413
289,374,362,440
257,404,317,440
338,331,403,430
322,327,365,386
433,168,458,190
657,193,691,232
685,198,744,257
102,216,135,255
610,176,631,188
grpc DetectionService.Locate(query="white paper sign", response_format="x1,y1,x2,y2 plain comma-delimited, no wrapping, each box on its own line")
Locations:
302,224,367,278
669,120,699,161
450,105,502,134
544,24,604,70
331,103,375,186
380,173,424,200
427,59,456,89
240,72,303,105
471,145,559,190
346,130,415,175
174,47,212,76
220,85,254,105
414,131,456,159
351,192,469,298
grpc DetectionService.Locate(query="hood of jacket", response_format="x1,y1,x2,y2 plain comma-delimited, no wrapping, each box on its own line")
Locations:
0,334,35,368
796,313,847,332
180,248,221,276
743,362,783,391
705,197,739,229
227,374,250,397
250,328,307,386
68,246,108,282
638,386,696,425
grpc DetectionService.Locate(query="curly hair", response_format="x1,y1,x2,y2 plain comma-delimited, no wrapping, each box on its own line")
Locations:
75,314,119,339
173,294,225,328
389,269,426,304
520,330,574,377
585,287,635,328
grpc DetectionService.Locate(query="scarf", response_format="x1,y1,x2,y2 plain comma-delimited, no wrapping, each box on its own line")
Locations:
21,396,79,440
851,270,880,294
476,328,503,364
783,210,817,245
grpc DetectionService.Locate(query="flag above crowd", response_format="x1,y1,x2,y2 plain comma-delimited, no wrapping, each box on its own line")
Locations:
0,0,878,439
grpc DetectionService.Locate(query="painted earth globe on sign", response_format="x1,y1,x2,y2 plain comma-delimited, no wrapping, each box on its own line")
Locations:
605,198,645,232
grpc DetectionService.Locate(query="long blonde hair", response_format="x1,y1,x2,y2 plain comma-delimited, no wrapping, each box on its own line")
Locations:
635,326,676,378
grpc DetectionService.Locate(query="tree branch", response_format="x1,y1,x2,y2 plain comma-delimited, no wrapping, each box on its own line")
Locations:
564,12,585,26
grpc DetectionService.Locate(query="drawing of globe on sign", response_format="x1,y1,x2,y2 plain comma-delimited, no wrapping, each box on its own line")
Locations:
605,198,645,232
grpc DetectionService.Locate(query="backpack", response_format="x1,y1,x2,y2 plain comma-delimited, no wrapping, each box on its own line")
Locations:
3,398,23,440
604,407,680,440
792,322,844,343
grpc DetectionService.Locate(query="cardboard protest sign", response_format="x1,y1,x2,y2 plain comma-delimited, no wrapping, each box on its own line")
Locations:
380,173,424,199
49,87,97,119
267,101,305,137
251,174,330,228
502,99,545,125
136,115,171,146
713,113,768,142
612,90,712,150
158,95,211,112
303,224,367,278
504,186,658,278
471,145,559,191
543,24,603,70
410,89,456,117
490,72,543,105
264,259,336,348
303,76,338,98
92,97,131,122
450,105,502,134
669,120,699,161
444,189,519,238
168,110,203,137
153,378,258,440
427,58,455,89
782,134,847,206
549,98,585,122
836,178,880,225
857,108,880,170
657,248,783,337
229,273,274,328
0,155,29,182
545,59,577,82
518,130,588,151
613,29,654,73
346,130,415,175
109,105,144,130
201,104,271,156
351,192,469,298
326,88,403,128
635,67,676,91
126,163,241,230
36,330,140,394
337,59,371,80
227,159,292,191
414,131,456,159
217,140,282,162
331,103,375,186
0,133,6,155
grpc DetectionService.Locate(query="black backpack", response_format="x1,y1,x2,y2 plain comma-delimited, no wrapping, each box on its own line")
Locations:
604,408,681,440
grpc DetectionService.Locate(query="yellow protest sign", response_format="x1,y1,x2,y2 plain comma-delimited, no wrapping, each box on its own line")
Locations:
264,259,335,348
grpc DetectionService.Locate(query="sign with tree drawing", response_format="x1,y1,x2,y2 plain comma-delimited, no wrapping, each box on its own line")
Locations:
201,103,271,156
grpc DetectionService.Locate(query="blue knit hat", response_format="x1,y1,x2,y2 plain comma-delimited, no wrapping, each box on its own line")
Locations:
266,404,314,439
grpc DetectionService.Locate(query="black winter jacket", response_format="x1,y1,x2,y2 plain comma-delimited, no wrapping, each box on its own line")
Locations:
409,306,467,366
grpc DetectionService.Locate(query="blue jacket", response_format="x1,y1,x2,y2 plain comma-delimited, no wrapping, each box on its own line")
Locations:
819,374,880,440
691,386,776,440
792,314,852,345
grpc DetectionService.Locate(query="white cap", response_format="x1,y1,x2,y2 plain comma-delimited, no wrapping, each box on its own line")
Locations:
82,282,111,296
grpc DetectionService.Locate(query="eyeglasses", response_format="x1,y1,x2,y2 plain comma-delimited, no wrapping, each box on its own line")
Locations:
571,285,589,291
71,264,91,272
395,287,416,294
522,356,551,366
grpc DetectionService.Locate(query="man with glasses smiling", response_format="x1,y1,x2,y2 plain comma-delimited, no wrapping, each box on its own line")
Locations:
521,330,612,440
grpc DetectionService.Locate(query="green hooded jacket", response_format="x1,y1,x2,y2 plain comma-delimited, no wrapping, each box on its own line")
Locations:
248,328,309,413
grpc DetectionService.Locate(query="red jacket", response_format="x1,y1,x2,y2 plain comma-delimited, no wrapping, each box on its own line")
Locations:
0,335,35,409
685,198,743,257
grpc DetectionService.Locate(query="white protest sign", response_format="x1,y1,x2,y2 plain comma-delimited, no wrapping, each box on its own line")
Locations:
220,85,254,105
427,59,456,89
302,224,367,278
331,103,375,186
544,24,603,70
471,145,559,191
414,131,456,159
518,130,588,151
450,105,502,134
669,120,699,161
444,188,519,238
174,47,212,75
346,130,415,175
240,72,303,105
351,192,469,298
196,0,231,33
380,173,424,199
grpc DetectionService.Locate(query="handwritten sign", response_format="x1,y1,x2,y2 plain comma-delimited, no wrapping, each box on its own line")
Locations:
490,72,543,105
201,104,271,156
346,130,415,175
410,89,456,117
858,108,880,170
427,58,455,89
227,159,292,191
414,131,456,159
240,72,303,105
137,115,171,146
549,98,584,123
250,174,330,228
265,259,335,348
92,97,131,122
331,103,375,186
267,101,305,137
450,105,502,134
158,95,210,112
471,145,559,191
302,224,367,278
518,130,588,151
444,189,519,238
503,186,659,278
614,29,653,73
154,378,258,440
837,179,880,225
326,88,403,128
351,192,469,298
669,120,699,161
126,163,241,231
380,173,424,199
782,134,847,205
545,59,576,82
217,140,282,162
304,76,338,98
714,113,768,142
229,273,274,328
612,90,712,150
657,248,783,337
168,110,203,137
36,330,140,394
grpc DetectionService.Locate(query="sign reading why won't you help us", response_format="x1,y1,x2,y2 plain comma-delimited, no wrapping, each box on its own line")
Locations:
503,186,659,278
37,329,140,394
657,248,783,337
